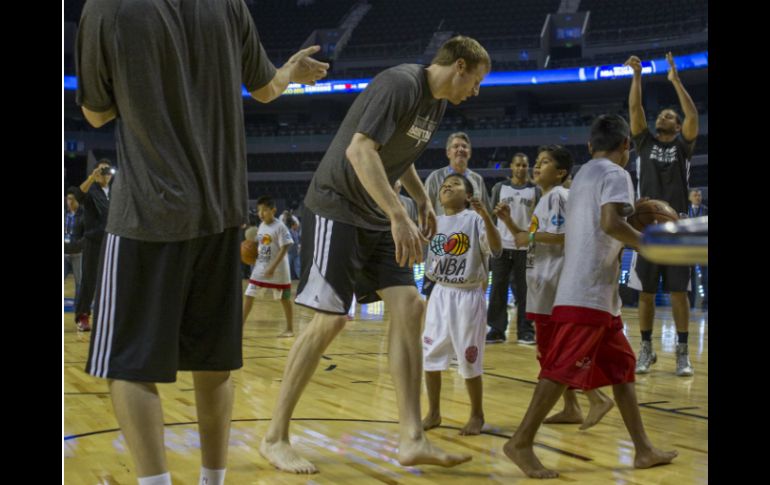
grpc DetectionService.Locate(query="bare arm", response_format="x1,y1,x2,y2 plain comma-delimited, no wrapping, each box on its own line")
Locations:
265,244,292,276
471,198,501,254
666,52,699,141
82,106,117,128
600,203,642,250
250,46,329,103
624,56,647,136
399,165,429,206
400,165,437,238
79,166,103,194
533,233,564,245
346,133,426,266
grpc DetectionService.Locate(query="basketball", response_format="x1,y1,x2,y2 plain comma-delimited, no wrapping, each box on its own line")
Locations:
628,199,679,231
241,239,259,265
445,232,470,256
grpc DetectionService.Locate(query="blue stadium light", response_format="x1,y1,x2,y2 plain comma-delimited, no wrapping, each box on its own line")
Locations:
64,51,707,96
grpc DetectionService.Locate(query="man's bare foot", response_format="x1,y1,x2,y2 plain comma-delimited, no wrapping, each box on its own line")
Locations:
634,448,678,469
398,436,471,467
543,409,583,425
579,397,614,430
259,437,318,474
422,412,442,431
278,330,295,338
459,415,484,435
503,438,559,479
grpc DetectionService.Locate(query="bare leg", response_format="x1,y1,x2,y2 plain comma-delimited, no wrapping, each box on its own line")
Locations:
259,312,347,473
611,383,678,468
422,371,442,430
543,389,583,424
638,292,655,333
503,378,566,478
379,286,471,468
108,380,168,478
242,295,255,327
670,292,690,333
459,375,484,435
193,371,234,469
279,297,294,337
580,388,614,430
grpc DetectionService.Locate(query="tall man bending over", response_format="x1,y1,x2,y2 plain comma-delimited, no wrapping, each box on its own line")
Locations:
259,36,491,474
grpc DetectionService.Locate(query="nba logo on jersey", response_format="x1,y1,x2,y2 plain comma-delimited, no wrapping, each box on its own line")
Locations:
551,214,565,226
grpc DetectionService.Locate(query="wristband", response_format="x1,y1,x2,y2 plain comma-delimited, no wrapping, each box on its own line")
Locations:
529,232,535,244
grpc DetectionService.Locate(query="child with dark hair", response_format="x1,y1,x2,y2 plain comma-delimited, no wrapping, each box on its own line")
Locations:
504,116,677,478
243,196,295,337
421,173,501,435
496,145,614,430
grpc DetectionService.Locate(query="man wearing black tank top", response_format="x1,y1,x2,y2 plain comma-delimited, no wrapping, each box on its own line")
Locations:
624,53,699,377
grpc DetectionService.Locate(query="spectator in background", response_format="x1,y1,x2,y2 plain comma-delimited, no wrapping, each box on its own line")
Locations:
64,187,85,303
687,188,707,309
487,153,539,344
72,159,113,332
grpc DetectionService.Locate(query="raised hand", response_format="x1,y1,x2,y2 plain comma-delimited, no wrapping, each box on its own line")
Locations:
286,45,330,86
624,55,642,75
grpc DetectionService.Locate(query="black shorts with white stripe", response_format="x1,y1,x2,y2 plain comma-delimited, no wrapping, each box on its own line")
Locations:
630,251,691,294
295,207,415,315
85,228,243,383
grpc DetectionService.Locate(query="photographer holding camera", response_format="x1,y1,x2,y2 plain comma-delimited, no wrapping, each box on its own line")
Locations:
72,158,113,331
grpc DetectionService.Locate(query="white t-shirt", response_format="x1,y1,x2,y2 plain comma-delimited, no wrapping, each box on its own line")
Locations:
525,186,568,316
492,182,539,250
425,209,499,288
553,158,635,316
250,220,293,285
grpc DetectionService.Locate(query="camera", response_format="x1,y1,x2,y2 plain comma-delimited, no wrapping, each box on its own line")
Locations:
100,166,113,176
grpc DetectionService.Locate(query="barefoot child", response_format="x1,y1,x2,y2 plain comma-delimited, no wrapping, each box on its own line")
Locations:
421,174,502,436
243,196,295,337
503,115,677,478
495,145,614,431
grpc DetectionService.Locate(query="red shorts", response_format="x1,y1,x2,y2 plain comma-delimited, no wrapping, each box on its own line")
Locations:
527,313,556,366
539,306,636,390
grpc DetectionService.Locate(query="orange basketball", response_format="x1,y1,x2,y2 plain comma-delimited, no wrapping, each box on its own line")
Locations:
241,240,259,265
628,199,679,231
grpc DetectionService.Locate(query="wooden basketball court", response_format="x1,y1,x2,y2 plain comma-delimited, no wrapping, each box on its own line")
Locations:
64,278,707,484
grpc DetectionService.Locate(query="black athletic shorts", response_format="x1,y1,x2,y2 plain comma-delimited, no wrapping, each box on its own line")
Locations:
85,228,243,383
628,251,691,294
295,208,416,315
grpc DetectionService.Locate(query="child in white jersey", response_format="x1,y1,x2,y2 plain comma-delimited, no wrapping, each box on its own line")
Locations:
496,145,614,430
421,174,502,435
243,196,295,337
503,115,677,479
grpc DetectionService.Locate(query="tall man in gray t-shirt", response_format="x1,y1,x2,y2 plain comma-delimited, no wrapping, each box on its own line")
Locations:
76,0,328,483
260,36,490,474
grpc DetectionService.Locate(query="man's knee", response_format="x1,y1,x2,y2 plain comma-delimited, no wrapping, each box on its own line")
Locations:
313,312,348,334
639,292,655,303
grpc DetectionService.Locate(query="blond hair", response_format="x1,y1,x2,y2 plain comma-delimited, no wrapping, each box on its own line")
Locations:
432,36,491,72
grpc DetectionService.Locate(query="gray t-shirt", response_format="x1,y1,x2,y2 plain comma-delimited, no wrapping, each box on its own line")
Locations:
304,64,447,230
76,0,276,242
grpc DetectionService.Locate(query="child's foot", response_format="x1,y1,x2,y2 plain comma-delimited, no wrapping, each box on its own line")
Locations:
543,409,583,425
634,448,678,469
459,415,484,435
422,412,442,431
503,439,559,479
580,397,614,430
